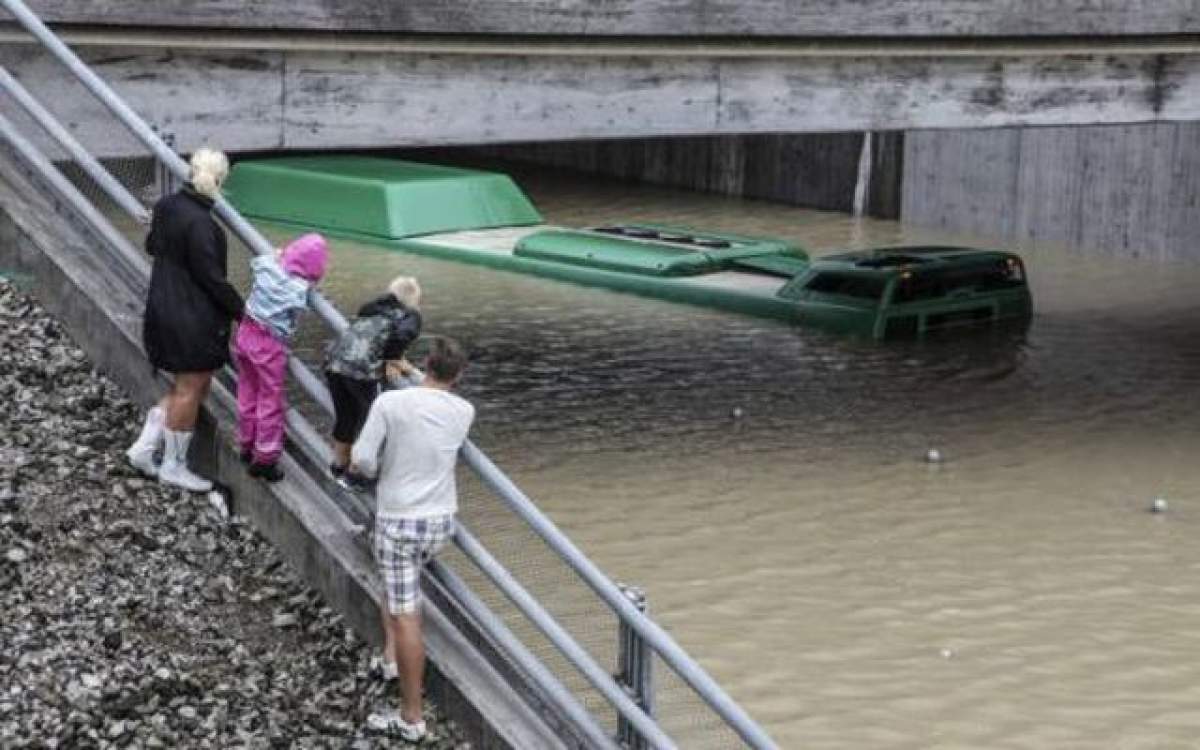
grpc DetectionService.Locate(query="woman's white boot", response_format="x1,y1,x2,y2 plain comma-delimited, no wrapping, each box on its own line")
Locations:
125,406,165,477
158,429,213,493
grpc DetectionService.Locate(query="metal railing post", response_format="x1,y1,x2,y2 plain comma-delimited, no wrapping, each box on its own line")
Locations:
427,559,623,750
460,442,779,749
0,111,148,285
154,132,178,200
452,525,677,750
617,584,655,750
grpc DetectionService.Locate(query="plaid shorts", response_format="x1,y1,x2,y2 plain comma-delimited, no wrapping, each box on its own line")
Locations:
373,514,455,615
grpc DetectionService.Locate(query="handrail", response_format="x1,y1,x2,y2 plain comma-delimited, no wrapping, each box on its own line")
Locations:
427,559,623,750
0,110,147,287
462,441,781,749
0,65,150,225
0,115,613,748
454,525,677,750
0,2,779,747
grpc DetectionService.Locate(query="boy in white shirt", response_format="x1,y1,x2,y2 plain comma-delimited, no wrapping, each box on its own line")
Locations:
351,337,474,740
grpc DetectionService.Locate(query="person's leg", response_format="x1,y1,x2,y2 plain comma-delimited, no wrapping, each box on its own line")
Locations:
368,519,428,739
350,377,380,442
370,602,399,681
374,519,404,666
390,611,425,724
233,329,260,459
160,370,215,492
249,336,289,481
326,372,353,474
333,440,351,469
165,371,212,431
367,514,398,680
341,377,379,489
155,385,177,434
368,517,452,736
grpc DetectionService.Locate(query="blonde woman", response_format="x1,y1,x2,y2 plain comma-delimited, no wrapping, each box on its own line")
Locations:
324,276,423,487
126,148,244,492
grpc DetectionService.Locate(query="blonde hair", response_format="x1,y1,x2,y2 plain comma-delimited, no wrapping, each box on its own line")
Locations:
189,148,229,199
388,275,421,309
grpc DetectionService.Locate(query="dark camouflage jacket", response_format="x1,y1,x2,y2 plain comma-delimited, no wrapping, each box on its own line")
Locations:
324,295,421,381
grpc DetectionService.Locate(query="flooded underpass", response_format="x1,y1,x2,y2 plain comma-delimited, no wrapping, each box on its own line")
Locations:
230,161,1200,749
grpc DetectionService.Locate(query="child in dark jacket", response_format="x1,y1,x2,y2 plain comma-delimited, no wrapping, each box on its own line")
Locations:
234,233,330,482
324,276,423,483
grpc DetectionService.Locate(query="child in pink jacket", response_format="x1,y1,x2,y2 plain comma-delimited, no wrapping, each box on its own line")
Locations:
234,233,329,482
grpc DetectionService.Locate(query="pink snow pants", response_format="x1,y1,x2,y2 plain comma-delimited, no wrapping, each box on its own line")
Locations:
234,318,288,464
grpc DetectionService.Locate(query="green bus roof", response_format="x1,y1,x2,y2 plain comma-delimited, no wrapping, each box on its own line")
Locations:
224,156,543,239
515,225,807,277
815,246,1019,276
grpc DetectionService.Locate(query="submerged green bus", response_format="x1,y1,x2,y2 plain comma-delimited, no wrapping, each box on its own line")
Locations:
226,156,1032,340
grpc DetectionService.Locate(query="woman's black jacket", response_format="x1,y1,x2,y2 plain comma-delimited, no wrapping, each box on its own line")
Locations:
142,186,244,373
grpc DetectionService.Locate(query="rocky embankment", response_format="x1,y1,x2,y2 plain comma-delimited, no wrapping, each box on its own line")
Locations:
0,280,464,748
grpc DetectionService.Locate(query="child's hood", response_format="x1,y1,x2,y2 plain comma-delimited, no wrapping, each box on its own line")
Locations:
281,233,329,282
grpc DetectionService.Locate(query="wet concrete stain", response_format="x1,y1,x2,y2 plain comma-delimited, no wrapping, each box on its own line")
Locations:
969,61,1007,109
1145,54,1178,115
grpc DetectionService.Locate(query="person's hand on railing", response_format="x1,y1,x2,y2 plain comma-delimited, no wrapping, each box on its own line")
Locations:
384,358,416,387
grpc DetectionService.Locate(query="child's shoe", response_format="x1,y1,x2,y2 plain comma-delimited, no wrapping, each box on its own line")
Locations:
249,461,284,483
336,470,371,493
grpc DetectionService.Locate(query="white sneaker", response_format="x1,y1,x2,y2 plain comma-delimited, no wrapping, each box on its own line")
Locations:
158,429,213,493
366,709,425,741
369,653,398,682
125,406,164,477
126,445,159,478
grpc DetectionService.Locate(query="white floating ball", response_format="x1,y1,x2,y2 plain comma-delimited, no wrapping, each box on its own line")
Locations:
1151,497,1168,514
732,407,744,419
925,448,942,464
940,648,954,659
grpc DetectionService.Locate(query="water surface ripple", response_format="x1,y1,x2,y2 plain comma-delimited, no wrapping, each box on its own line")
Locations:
252,164,1200,749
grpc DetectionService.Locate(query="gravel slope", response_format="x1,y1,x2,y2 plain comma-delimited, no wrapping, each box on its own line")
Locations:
0,280,466,749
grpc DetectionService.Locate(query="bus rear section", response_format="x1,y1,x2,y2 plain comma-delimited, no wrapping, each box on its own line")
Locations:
879,255,1031,339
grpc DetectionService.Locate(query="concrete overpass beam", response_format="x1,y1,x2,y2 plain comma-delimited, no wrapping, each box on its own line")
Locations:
2,35,1199,157
19,0,1200,37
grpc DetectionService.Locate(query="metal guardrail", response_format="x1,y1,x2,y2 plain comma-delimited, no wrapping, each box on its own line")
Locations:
0,89,644,750
428,559,622,750
0,2,780,747
618,585,655,750
0,66,149,225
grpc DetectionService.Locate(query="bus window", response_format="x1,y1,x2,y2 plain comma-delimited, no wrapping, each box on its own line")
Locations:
805,272,887,301
892,259,1024,303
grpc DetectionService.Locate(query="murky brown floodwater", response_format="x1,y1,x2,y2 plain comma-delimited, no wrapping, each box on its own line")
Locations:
243,162,1200,749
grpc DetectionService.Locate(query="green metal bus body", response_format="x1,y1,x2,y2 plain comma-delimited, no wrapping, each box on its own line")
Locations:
225,156,1032,340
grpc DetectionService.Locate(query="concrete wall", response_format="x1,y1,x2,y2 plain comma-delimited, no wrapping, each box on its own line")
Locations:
902,122,1200,259
477,132,904,217
21,0,1200,36
4,36,1200,157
